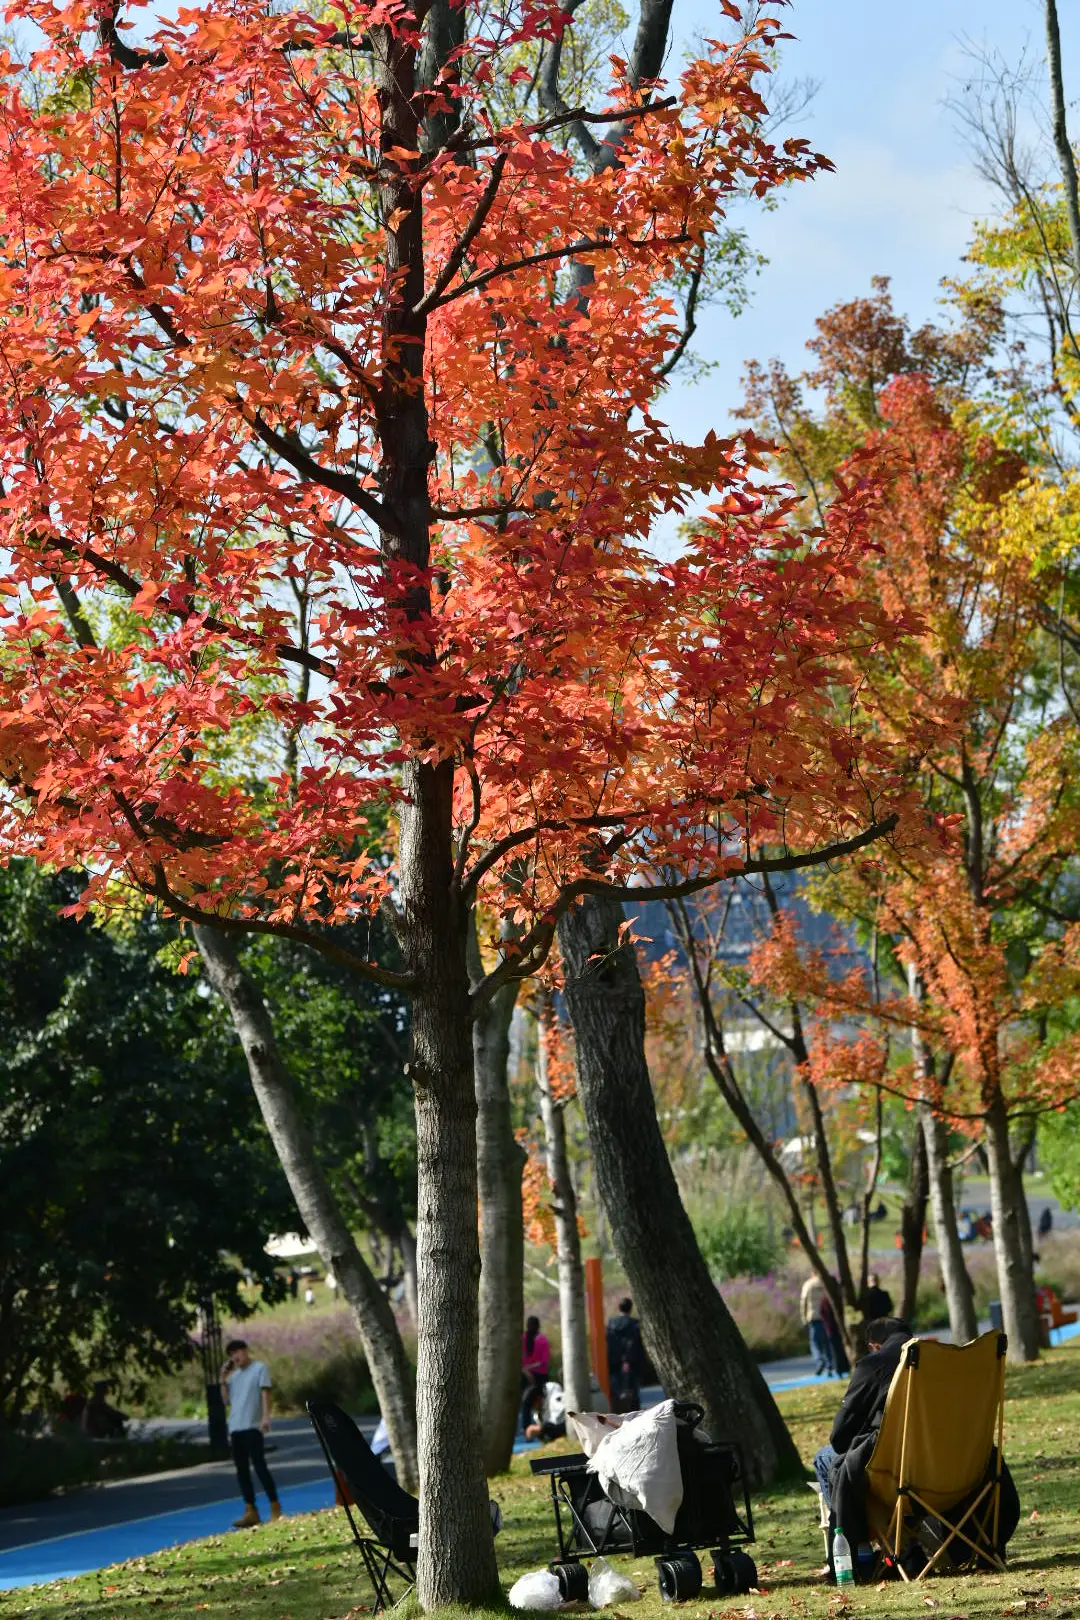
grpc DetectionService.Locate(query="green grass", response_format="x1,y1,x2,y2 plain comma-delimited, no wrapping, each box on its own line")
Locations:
5,1344,1080,1620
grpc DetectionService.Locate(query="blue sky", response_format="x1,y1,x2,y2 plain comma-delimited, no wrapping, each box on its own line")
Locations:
661,0,1080,440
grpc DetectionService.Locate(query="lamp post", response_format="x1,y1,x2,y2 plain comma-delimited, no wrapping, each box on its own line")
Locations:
199,1297,228,1453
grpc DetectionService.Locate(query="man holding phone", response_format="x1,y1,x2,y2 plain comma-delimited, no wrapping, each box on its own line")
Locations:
221,1338,282,1528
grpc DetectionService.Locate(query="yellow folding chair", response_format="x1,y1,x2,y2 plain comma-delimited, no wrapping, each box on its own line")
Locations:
865,1330,1007,1581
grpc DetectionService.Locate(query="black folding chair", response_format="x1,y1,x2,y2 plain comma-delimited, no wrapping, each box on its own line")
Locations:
307,1400,418,1613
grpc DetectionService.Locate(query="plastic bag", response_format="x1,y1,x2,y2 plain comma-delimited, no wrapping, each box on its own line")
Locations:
567,1410,634,1457
508,1569,563,1610
588,1400,683,1534
588,1556,640,1609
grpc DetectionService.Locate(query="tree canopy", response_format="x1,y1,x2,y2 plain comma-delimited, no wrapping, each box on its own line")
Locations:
0,862,294,1426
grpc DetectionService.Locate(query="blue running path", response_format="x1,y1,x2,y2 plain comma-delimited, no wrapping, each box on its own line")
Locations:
0,1477,336,1591
0,1432,550,1590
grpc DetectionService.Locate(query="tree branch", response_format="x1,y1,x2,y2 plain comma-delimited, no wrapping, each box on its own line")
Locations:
470,815,899,1008
414,152,508,316
249,415,401,536
1046,0,1080,289
148,865,418,992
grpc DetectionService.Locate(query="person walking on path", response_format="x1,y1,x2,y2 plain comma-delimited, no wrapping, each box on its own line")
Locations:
801,1274,834,1376
221,1339,281,1528
820,1291,851,1378
606,1297,645,1412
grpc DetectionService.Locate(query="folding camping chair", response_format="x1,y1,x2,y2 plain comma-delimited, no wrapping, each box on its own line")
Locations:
864,1329,1008,1581
307,1399,418,1613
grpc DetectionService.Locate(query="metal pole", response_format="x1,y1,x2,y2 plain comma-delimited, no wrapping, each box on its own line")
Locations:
584,1257,610,1407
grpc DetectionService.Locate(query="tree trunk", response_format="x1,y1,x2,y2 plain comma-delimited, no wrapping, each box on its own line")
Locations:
908,967,976,1345
1012,1120,1036,1278
920,1104,978,1345
398,760,500,1606
899,1117,929,1325
857,1086,884,1301
535,990,591,1415
468,916,525,1477
558,892,801,1485
399,1224,420,1333
985,1094,1041,1360
193,924,420,1491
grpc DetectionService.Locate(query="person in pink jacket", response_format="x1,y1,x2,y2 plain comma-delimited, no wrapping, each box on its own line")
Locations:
521,1316,550,1431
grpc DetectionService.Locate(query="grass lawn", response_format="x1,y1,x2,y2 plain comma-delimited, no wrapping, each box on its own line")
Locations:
4,1344,1079,1620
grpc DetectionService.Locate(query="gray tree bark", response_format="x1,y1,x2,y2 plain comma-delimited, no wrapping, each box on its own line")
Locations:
919,1104,978,1345
399,1225,420,1333
397,760,500,1604
985,1095,1042,1359
908,965,977,1345
1012,1120,1037,1280
1046,0,1080,286
535,990,591,1415
193,924,420,1491
898,1117,929,1326
468,917,525,1477
558,892,801,1485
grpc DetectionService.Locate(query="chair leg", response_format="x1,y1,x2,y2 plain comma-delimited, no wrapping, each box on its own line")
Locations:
359,1541,393,1614
356,1540,416,1614
903,1484,1007,1579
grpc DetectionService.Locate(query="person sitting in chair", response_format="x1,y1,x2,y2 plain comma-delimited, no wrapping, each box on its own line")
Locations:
814,1318,1020,1580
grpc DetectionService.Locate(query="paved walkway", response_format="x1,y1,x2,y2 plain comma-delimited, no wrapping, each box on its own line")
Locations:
4,1326,1078,1593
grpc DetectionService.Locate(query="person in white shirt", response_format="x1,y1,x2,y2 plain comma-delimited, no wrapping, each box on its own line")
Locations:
220,1339,281,1528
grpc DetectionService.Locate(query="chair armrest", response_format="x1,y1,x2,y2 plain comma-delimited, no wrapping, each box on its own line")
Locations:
529,1452,588,1475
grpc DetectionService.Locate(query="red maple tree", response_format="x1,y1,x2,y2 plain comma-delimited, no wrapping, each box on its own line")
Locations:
0,0,913,1598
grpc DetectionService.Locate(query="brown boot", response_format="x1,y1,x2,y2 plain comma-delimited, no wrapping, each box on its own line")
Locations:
270,1502,283,1522
232,1505,261,1529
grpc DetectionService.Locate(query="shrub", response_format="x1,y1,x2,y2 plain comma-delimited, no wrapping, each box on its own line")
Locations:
0,1429,97,1508
0,1429,211,1509
696,1206,784,1282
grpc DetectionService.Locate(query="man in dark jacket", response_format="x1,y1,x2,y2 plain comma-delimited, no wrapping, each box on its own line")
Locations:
606,1298,645,1412
815,1318,1020,1577
813,1316,911,1555
858,1272,893,1324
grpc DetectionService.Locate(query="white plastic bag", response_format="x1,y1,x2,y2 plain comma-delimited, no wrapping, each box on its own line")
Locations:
567,1410,634,1457
588,1556,640,1609
508,1569,563,1610
587,1400,683,1534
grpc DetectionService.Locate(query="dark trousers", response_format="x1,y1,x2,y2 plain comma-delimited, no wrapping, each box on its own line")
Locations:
520,1372,546,1431
231,1428,279,1506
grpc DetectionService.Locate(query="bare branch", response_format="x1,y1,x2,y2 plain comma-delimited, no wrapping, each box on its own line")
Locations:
1046,0,1080,287
423,232,689,310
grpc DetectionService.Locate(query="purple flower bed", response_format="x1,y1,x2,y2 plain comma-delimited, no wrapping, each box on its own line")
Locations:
718,1271,806,1361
